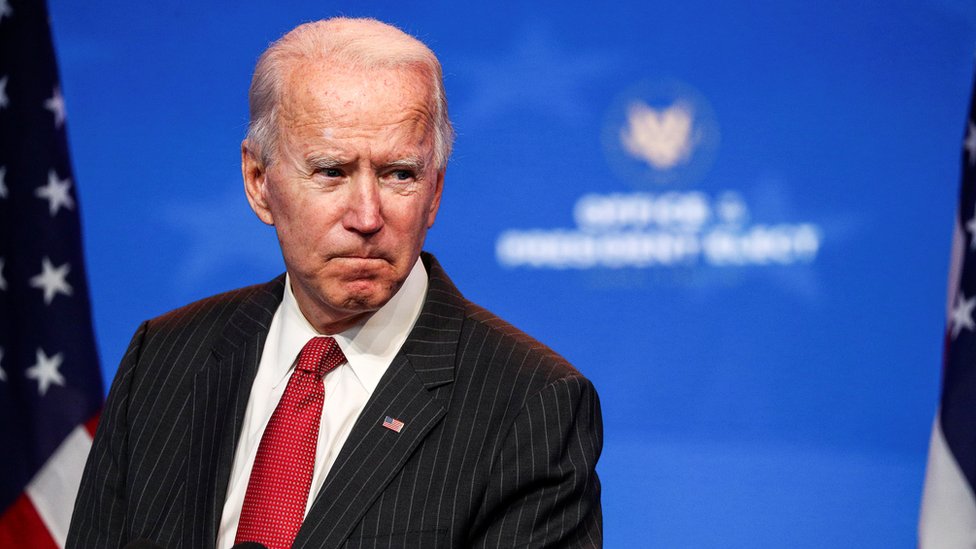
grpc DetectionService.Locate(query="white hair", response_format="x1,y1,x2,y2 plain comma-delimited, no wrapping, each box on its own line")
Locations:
246,18,454,170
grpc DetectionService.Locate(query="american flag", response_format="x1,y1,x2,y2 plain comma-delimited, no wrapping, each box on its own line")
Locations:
0,1,103,547
382,416,405,433
919,74,976,547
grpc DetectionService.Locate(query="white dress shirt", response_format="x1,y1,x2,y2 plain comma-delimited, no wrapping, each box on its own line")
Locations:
217,258,428,548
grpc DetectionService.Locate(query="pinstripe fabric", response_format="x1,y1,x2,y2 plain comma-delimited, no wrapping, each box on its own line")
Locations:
66,253,602,548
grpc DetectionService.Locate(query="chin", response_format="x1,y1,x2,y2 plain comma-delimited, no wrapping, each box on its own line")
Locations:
335,293,374,311
334,283,395,313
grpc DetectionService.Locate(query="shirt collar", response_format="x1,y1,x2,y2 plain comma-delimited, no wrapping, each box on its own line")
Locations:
273,257,429,394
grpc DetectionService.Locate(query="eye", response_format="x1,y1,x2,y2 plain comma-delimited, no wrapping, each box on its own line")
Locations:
322,168,342,178
391,170,415,181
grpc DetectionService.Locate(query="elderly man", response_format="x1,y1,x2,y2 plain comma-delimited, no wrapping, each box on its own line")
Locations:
68,17,602,549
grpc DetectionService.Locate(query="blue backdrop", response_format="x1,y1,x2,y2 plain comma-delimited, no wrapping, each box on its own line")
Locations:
46,1,976,546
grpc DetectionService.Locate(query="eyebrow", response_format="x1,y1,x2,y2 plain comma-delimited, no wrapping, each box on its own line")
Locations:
306,155,345,171
385,156,427,172
305,154,428,172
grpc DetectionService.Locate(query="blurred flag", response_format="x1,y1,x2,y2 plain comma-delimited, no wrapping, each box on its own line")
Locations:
0,1,103,547
919,76,976,547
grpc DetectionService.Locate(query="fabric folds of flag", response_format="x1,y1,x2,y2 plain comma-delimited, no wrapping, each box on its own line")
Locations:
0,1,103,548
919,75,976,547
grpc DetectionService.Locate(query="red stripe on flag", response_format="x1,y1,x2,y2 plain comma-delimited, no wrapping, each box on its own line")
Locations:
85,412,101,439
0,493,59,549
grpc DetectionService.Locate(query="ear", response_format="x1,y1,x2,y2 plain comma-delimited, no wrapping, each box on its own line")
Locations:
426,167,445,228
242,140,275,225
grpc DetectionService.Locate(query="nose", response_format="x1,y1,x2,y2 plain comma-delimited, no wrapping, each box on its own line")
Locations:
342,176,384,235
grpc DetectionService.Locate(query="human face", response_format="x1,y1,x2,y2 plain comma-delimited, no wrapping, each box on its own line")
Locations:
243,62,444,333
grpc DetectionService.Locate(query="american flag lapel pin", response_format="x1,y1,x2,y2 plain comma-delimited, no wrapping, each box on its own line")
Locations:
382,415,405,433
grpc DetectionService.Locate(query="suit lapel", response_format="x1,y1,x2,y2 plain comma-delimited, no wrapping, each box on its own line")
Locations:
293,253,466,548
184,276,285,547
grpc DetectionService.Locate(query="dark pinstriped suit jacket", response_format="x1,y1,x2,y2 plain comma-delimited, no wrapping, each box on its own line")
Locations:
67,253,602,548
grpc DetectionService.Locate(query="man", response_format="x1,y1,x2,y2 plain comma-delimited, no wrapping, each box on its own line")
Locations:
68,17,602,549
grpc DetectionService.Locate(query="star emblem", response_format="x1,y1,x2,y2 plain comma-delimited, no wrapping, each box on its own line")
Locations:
35,169,75,216
966,213,976,250
0,1,10,24
0,347,6,383
966,121,976,167
951,293,976,338
0,256,6,291
44,86,66,128
0,165,7,198
0,75,8,110
26,348,66,396
30,257,73,305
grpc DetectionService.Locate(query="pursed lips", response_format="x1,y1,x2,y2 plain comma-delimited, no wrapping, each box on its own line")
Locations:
329,254,392,265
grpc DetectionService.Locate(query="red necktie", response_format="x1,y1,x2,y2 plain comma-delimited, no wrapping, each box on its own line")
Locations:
235,336,346,549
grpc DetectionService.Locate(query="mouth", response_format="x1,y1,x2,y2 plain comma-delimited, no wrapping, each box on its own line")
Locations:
332,254,388,262
328,255,394,273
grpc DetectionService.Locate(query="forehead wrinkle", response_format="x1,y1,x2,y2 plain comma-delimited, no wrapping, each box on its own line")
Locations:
275,63,438,166
282,106,432,143
281,62,434,121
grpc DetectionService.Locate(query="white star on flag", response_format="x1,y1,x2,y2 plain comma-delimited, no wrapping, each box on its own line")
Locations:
0,75,8,110
966,213,976,250
30,257,73,305
35,169,75,215
44,86,65,128
0,256,6,291
0,165,7,198
0,347,6,382
966,120,976,167
951,293,976,338
26,348,66,396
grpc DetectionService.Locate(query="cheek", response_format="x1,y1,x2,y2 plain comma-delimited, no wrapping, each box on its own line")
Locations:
388,200,432,236
269,182,320,228
269,193,324,253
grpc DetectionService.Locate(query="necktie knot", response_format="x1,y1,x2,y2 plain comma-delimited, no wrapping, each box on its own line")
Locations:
296,336,346,378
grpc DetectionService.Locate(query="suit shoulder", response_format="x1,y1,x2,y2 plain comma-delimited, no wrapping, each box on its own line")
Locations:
142,276,284,340
459,300,584,391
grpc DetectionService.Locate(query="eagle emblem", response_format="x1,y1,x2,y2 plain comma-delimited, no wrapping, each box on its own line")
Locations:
620,100,697,170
